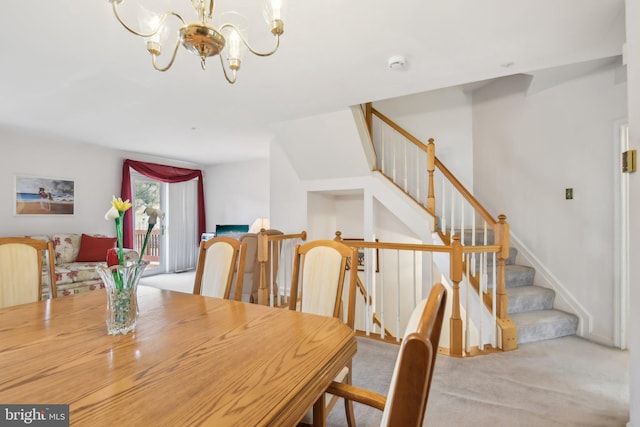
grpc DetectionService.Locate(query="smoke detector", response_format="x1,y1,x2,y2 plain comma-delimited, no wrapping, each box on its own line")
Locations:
388,55,406,70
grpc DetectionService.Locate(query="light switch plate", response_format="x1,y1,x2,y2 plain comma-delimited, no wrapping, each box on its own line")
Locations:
565,188,573,200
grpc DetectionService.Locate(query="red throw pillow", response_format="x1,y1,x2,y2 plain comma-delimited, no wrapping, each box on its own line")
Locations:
76,234,117,262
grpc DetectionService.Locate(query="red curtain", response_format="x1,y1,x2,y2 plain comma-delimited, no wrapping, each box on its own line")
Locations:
121,159,206,249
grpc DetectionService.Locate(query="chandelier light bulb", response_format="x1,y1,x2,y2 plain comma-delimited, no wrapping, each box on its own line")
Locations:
229,30,241,59
271,0,282,20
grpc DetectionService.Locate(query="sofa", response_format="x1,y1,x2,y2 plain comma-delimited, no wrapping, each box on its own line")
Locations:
26,233,139,299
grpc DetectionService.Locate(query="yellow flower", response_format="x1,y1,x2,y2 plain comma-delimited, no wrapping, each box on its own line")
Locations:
111,196,132,212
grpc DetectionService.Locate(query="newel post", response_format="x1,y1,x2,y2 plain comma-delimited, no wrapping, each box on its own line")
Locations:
427,138,436,216
257,228,269,306
494,215,510,319
449,235,463,357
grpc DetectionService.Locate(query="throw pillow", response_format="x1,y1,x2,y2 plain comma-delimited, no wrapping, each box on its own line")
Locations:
76,234,117,262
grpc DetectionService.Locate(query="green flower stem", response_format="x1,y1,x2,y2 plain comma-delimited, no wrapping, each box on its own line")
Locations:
113,211,126,291
138,223,155,265
116,212,125,266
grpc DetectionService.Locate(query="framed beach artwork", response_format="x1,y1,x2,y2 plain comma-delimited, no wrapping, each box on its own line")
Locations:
14,175,75,215
343,238,380,272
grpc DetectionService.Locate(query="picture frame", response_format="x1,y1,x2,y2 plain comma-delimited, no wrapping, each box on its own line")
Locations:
343,238,379,272
14,175,75,216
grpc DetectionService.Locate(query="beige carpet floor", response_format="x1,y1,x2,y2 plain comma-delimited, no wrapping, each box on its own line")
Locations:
327,336,629,427
139,270,196,294
140,272,630,427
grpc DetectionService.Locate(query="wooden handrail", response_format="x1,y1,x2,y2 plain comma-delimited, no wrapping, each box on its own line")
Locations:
434,157,498,226
371,108,432,152
370,105,497,226
371,108,427,152
265,231,308,243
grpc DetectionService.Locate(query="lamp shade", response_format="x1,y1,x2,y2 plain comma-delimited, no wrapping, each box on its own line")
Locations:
249,217,270,233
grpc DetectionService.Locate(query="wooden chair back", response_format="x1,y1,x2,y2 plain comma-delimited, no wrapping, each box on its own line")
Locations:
193,236,246,300
381,283,447,426
238,229,283,303
0,237,57,308
289,239,359,426
288,239,358,328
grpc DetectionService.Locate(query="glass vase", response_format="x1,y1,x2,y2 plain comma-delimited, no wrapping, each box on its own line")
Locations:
97,262,147,336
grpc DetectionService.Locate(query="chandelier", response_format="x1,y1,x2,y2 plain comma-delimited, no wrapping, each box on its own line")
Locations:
108,0,285,84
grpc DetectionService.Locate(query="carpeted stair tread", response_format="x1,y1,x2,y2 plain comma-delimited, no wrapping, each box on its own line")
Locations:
459,228,496,245
511,309,578,344
507,285,555,314
486,264,536,287
472,247,518,266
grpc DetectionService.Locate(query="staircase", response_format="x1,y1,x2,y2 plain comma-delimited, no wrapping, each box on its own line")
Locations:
464,229,579,344
365,103,580,349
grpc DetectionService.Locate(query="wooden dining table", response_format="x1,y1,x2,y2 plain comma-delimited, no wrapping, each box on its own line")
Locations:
0,286,357,426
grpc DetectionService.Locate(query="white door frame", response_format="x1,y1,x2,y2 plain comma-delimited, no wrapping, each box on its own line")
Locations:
613,120,630,349
131,172,167,277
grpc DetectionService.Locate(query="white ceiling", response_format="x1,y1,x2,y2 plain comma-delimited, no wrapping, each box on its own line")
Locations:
0,0,625,166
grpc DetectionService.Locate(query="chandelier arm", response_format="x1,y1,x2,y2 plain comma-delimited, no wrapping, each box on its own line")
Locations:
208,0,215,20
219,23,281,57
111,2,185,38
150,38,182,72
217,53,237,84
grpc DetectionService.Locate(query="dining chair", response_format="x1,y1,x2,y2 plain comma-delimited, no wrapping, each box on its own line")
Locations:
0,237,57,309
288,239,358,427
193,236,247,300
236,229,284,303
326,283,448,427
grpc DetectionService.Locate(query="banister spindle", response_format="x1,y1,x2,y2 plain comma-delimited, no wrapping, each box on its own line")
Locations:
441,178,447,233
416,145,421,208
396,250,401,341
479,252,486,350
460,194,465,245
379,249,385,339
403,140,408,192
492,250,497,347
380,120,386,173
392,133,397,183
450,186,455,237
465,252,471,354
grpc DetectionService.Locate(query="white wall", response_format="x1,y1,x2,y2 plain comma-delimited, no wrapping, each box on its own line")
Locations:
271,109,372,181
307,192,338,240
472,69,627,345
373,86,475,189
335,195,365,239
625,0,639,424
269,141,307,233
0,128,203,238
204,158,270,231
